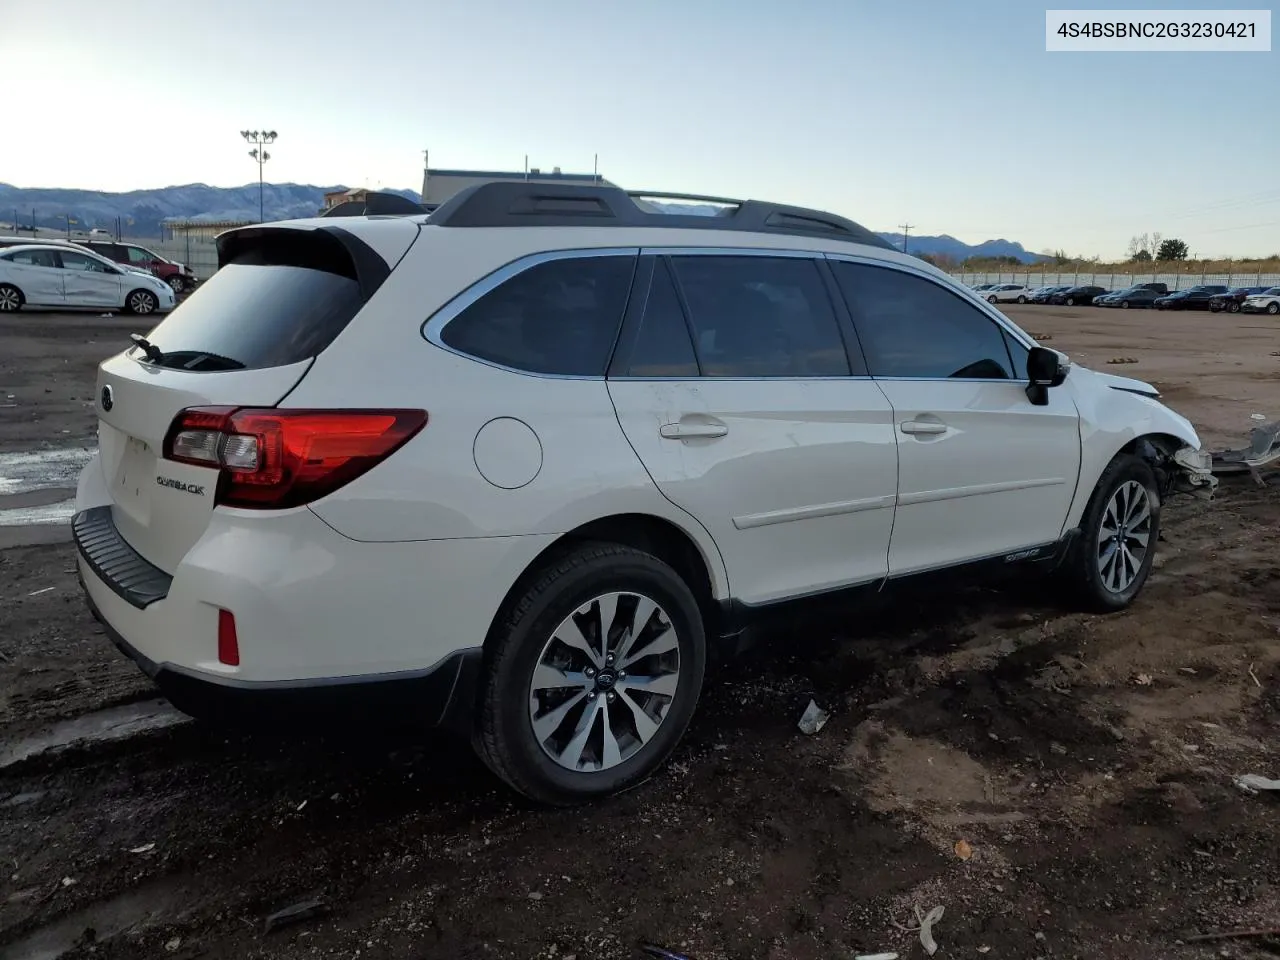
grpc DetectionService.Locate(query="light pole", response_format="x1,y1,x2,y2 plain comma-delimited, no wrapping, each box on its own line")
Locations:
240,130,278,222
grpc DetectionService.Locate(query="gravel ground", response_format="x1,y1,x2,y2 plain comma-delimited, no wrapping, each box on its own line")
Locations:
1,304,1279,960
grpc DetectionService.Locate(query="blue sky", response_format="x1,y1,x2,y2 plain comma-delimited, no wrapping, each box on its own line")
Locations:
0,0,1275,258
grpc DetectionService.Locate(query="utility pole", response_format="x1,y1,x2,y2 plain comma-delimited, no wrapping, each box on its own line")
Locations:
240,130,278,222
898,222,915,254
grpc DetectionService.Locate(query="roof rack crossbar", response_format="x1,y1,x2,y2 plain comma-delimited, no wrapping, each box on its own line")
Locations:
424,182,894,250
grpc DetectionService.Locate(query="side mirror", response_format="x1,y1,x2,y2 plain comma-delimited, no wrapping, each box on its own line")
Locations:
1026,346,1068,406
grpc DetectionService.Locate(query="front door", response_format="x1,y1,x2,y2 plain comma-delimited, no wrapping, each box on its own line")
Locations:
607,253,899,605
57,250,123,307
829,258,1082,576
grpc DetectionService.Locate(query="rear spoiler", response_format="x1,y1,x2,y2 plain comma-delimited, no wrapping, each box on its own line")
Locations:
214,225,392,301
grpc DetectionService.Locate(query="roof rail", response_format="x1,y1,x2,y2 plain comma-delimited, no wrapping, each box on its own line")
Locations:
424,182,894,249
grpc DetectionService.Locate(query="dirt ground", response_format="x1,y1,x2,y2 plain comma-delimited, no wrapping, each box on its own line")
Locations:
2,304,1279,960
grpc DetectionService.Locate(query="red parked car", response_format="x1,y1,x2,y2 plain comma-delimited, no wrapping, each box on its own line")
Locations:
75,240,197,294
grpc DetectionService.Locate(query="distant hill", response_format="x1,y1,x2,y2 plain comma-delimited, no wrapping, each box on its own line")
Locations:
0,182,422,236
0,184,1044,262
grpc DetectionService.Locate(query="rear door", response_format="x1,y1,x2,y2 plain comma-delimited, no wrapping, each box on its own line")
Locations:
2,248,65,304
92,222,420,573
829,258,1081,576
607,252,899,605
57,250,124,307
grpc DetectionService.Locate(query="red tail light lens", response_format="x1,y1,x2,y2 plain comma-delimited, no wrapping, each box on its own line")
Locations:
163,407,427,509
217,609,240,666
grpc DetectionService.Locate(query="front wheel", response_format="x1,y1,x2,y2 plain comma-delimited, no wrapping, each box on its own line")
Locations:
1016,295,1027,304
127,289,158,315
1268,302,1280,316
1061,454,1160,612
987,295,998,304
166,275,186,294
0,283,23,312
1228,302,1241,313
476,543,707,805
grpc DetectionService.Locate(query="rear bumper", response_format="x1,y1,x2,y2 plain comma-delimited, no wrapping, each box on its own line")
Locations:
80,574,482,732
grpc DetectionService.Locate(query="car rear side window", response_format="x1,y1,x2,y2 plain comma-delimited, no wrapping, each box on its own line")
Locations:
5,249,60,268
624,259,699,377
440,255,636,377
138,231,369,371
667,255,851,378
832,261,1017,380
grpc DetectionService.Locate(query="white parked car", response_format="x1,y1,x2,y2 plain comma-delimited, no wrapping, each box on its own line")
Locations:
1240,287,1280,315
72,184,1217,805
982,283,1029,304
0,244,175,315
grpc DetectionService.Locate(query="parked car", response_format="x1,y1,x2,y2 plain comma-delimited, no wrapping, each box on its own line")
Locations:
1209,286,1271,313
971,283,997,292
981,283,1029,304
76,240,196,294
1104,288,1164,309
1029,285,1072,304
1154,286,1229,311
1136,282,1169,294
1049,285,1108,306
0,244,176,314
70,182,1218,805
1240,287,1280,315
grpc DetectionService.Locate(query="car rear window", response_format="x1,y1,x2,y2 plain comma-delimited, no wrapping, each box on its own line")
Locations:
136,232,367,371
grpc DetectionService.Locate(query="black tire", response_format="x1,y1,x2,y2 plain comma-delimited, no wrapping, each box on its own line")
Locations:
1121,300,1130,309
476,542,707,805
987,295,998,304
1228,302,1241,313
1065,297,1076,306
0,283,23,312
1268,302,1280,316
126,289,158,315
1061,454,1161,613
1016,295,1027,304
166,275,186,295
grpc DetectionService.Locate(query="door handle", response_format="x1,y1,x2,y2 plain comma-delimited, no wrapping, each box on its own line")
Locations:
900,420,948,436
660,420,729,440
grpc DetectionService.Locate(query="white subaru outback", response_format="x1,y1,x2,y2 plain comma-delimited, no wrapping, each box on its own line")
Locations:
73,183,1217,804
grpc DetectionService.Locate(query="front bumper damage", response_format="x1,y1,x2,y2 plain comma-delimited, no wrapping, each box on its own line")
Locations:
1210,420,1280,487
1171,446,1219,499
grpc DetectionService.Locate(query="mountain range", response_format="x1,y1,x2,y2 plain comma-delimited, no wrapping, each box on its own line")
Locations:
0,182,1045,263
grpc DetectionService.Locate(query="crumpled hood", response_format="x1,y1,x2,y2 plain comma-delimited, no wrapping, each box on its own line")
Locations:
1073,365,1160,398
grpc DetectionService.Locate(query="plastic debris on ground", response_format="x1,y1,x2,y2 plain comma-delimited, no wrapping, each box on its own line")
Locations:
797,699,829,735
893,904,945,956
1234,774,1280,794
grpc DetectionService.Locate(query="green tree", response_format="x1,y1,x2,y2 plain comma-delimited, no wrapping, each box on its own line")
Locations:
1133,249,1153,262
1157,238,1188,261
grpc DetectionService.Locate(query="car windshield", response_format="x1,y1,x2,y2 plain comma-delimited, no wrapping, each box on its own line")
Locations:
1264,288,1280,296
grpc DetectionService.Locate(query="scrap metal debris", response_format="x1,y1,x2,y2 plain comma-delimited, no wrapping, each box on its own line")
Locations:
893,905,946,956
1211,419,1280,485
797,700,830,735
263,897,328,934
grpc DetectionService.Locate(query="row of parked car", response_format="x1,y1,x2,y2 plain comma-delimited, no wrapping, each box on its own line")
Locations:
0,235,196,294
970,281,1280,314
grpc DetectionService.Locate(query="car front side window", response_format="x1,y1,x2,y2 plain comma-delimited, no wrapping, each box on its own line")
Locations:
832,261,1018,380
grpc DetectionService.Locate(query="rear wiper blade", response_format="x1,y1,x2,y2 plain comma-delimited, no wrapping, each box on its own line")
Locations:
130,333,164,363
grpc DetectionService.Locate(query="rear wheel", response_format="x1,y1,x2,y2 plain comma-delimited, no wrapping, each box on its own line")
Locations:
476,543,707,805
1061,454,1160,612
166,275,185,294
127,289,158,315
1016,295,1027,304
1121,300,1130,309
1065,297,1076,306
0,284,22,312
1228,301,1241,313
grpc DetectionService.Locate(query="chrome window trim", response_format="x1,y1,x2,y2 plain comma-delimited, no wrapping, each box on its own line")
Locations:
420,247,639,381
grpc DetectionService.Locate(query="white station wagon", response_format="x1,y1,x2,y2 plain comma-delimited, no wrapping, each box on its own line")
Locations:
73,184,1217,804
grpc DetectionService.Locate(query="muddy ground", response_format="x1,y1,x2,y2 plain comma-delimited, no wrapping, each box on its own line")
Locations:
1,305,1279,960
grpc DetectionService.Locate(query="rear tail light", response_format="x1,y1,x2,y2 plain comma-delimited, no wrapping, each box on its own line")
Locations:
163,407,427,509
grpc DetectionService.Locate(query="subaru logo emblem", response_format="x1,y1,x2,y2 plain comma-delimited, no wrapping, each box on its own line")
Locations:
101,385,114,412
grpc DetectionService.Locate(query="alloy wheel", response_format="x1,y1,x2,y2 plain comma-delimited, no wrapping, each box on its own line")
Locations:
1097,480,1152,594
129,292,156,314
0,288,19,312
528,591,681,773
